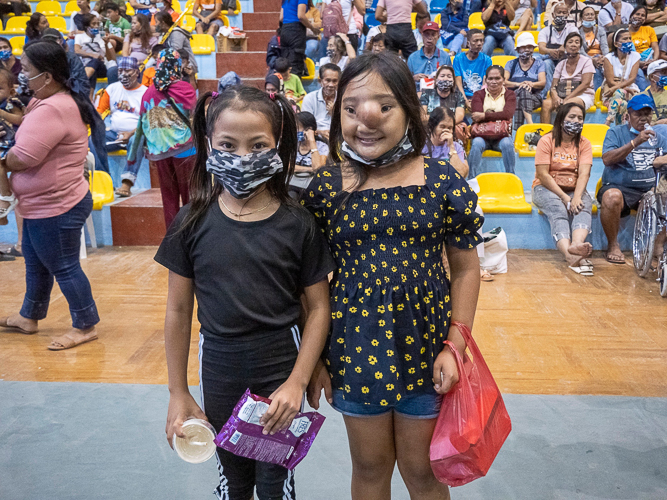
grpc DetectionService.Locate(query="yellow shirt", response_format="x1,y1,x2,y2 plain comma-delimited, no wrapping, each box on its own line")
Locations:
631,25,657,54
483,87,506,113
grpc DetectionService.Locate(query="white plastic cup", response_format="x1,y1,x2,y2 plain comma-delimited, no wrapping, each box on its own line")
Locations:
172,419,217,464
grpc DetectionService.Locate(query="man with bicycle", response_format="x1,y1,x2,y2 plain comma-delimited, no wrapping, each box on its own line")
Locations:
599,94,667,264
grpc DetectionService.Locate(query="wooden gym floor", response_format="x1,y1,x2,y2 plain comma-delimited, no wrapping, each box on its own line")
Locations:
1,247,666,398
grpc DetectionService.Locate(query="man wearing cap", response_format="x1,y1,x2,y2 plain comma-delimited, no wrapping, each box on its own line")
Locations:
96,56,148,197
505,32,546,129
407,21,451,90
599,93,667,263
641,59,667,124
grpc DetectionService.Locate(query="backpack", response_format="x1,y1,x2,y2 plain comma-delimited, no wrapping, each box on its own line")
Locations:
322,0,350,38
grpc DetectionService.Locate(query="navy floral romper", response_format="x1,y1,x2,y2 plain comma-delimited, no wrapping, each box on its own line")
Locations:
302,157,484,408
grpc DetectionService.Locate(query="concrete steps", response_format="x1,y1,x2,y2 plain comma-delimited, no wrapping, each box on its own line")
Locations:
110,189,166,246
246,29,275,51
242,12,279,30
217,51,268,78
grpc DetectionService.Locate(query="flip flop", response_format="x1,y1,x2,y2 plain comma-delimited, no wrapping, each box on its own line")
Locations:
580,259,593,267
569,265,594,277
605,252,626,264
6,246,22,257
47,331,98,351
0,316,37,334
480,270,494,282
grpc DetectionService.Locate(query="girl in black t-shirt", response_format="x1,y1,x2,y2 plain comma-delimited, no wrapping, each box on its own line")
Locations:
156,86,335,500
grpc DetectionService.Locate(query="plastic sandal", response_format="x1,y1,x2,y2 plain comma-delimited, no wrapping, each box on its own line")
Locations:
0,194,17,219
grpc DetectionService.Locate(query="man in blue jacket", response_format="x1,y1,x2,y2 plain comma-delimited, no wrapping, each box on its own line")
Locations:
439,0,469,58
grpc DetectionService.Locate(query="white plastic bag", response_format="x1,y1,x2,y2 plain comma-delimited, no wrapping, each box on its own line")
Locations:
479,227,508,274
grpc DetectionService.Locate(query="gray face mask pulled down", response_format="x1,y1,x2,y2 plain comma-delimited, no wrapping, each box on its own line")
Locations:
340,128,414,169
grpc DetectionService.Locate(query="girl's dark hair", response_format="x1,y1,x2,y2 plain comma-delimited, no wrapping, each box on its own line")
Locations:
552,101,585,148
80,13,97,29
612,28,629,57
426,107,455,155
329,52,426,193
156,10,175,27
296,111,317,131
181,86,298,232
372,33,386,46
485,64,505,78
630,5,648,23
132,14,153,50
26,13,46,39
563,31,583,51
23,42,97,129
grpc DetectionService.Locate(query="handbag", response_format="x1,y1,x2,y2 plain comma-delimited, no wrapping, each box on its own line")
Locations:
485,21,512,42
430,322,512,486
471,120,512,141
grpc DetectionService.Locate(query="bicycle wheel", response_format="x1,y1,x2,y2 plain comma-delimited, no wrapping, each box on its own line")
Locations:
660,259,667,297
633,191,656,278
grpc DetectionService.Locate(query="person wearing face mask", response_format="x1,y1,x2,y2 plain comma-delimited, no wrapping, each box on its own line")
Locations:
423,106,469,176
532,102,594,275
544,0,586,27
303,52,484,500
96,57,148,197
69,0,100,35
599,93,667,264
641,59,667,123
439,0,470,58
128,48,197,228
74,14,114,97
150,0,180,25
155,11,198,75
302,63,341,140
579,6,609,89
542,32,595,122
0,37,22,83
481,0,518,56
419,65,466,139
505,32,546,129
290,111,329,195
597,0,633,43
538,2,579,97
407,21,450,90
123,14,159,68
602,28,640,125
628,6,658,90
319,33,356,72
0,41,105,350
469,65,517,176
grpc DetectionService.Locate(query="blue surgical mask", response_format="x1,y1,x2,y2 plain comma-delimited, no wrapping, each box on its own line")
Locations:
157,2,164,8
297,131,305,142
582,20,596,28
658,75,667,87
0,50,11,61
89,28,100,36
630,126,641,134
621,42,635,53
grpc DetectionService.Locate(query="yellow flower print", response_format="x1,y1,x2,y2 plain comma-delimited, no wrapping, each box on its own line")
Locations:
421,347,426,354
391,266,398,272
400,224,407,231
377,305,385,314
405,353,412,361
412,221,419,229
396,394,401,401
355,366,362,373
362,386,370,394
356,346,362,353
445,295,450,303
408,368,416,374
452,189,461,197
371,234,377,240
386,384,394,391
378,319,386,327
387,304,393,312
343,214,349,221
323,171,332,177
396,210,403,217
345,384,351,393
386,330,393,339
362,309,369,317
421,361,428,369
397,304,404,311
360,209,366,217
337,337,344,344
349,307,357,313
373,203,378,209
346,356,352,363
407,384,414,391
365,288,373,296
409,193,414,199
340,356,345,362
356,239,362,246
382,261,388,268
417,378,424,386
371,264,377,273
339,369,345,375
393,248,399,255
406,336,415,345
368,355,377,365
375,371,383,380
402,241,408,248
343,297,349,304
390,365,396,373
376,278,382,286
394,193,400,201
380,399,388,406
382,193,388,200
408,206,414,213
387,228,394,235
429,324,435,332
363,224,369,231
371,249,376,257
386,349,394,357
361,254,366,260
372,339,379,347
336,311,343,318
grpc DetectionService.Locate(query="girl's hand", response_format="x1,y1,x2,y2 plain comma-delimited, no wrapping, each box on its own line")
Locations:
166,391,208,449
260,379,304,435
440,128,453,144
306,358,333,410
433,347,460,395
570,194,584,214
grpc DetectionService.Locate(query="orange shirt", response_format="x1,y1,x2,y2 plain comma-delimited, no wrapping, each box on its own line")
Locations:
142,66,156,87
533,134,592,188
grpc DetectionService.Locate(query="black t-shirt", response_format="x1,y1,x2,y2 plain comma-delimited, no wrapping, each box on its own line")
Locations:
155,201,336,338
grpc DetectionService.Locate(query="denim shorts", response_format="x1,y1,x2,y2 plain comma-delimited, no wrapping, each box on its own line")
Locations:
332,389,442,419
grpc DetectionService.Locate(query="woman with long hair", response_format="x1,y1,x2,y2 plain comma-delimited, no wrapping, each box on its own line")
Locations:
0,42,104,350
25,13,50,45
627,5,658,90
424,107,468,178
602,28,641,125
319,33,356,72
122,13,158,64
532,102,594,275
304,51,483,500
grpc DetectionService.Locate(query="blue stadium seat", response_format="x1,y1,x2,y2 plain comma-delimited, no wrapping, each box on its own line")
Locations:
430,0,448,13
365,12,380,28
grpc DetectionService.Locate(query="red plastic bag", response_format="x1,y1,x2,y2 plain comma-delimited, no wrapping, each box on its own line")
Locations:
430,324,511,487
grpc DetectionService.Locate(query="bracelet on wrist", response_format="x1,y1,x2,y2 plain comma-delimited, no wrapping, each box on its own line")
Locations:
631,139,636,148
310,148,318,154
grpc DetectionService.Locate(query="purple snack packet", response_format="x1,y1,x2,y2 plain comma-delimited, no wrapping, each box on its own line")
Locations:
214,389,325,470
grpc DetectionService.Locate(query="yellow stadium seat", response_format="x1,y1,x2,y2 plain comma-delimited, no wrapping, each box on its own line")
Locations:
233,0,241,15
582,123,609,158
220,15,229,26
191,33,215,54
595,87,608,112
514,123,554,157
9,36,24,56
595,177,602,198
476,172,532,214
482,151,502,157
516,30,539,50
468,11,485,30
64,0,78,16
411,12,417,30
434,13,441,27
108,149,128,156
47,16,68,33
302,57,315,84
182,14,196,31
89,170,114,211
0,16,29,35
36,1,62,16
125,2,135,15
540,12,545,28
491,55,516,68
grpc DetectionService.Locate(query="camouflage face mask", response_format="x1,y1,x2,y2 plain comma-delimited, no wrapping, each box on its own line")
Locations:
206,148,284,199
